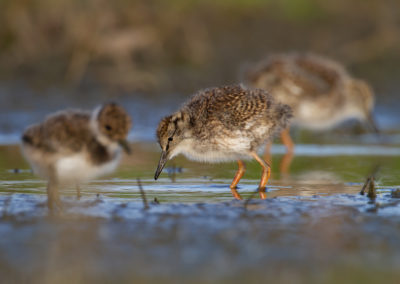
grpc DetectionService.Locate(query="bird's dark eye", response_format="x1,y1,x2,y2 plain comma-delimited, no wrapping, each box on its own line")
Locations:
168,137,173,142
105,125,112,131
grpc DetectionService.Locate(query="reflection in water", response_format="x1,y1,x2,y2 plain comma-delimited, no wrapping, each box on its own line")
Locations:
165,164,183,183
297,170,341,183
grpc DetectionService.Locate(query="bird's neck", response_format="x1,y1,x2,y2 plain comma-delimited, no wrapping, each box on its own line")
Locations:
89,107,119,151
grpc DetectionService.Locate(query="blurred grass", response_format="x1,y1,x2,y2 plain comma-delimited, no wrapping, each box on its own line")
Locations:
0,0,399,95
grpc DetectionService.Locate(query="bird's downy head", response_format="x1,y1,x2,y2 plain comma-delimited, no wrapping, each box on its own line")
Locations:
346,79,379,133
95,102,132,153
154,111,191,180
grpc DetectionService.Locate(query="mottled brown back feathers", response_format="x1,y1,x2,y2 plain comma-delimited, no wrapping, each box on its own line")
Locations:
22,111,92,154
22,103,132,164
184,85,292,130
245,53,350,100
156,85,292,150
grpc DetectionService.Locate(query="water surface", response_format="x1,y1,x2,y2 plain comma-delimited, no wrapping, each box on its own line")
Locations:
1,143,400,283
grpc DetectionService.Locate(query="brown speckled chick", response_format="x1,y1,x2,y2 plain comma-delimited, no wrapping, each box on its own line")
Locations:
154,85,292,199
244,53,378,152
21,103,132,209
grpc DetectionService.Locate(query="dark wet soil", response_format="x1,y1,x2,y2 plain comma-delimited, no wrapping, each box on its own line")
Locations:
1,194,400,284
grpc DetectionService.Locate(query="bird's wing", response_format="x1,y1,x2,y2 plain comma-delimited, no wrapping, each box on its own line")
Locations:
22,111,91,154
292,54,348,97
247,54,348,102
190,86,271,129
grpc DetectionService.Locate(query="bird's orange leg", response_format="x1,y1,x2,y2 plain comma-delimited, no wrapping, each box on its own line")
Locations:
229,160,245,200
280,128,294,175
46,166,62,212
280,152,294,176
263,140,272,165
250,152,271,199
281,127,294,154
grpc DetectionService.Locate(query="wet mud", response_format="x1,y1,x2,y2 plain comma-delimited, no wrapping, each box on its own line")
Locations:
1,144,400,283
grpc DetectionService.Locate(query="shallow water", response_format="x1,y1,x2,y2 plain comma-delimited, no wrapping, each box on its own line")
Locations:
1,143,400,283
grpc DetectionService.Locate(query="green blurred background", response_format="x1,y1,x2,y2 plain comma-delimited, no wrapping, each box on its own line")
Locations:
1,0,399,93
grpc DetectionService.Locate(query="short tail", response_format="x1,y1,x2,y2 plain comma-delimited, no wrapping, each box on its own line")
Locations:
275,103,293,130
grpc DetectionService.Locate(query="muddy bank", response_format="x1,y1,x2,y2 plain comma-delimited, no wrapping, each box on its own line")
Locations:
1,194,400,283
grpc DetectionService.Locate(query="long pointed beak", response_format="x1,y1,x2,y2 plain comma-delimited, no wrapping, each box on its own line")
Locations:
366,113,380,134
154,150,168,180
118,139,132,154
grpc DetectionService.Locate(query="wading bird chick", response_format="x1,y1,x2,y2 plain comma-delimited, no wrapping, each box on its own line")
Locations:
21,103,132,210
244,53,378,153
154,85,292,199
